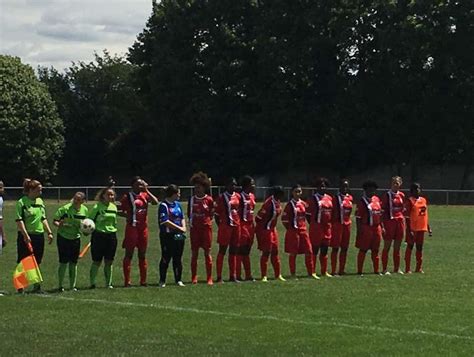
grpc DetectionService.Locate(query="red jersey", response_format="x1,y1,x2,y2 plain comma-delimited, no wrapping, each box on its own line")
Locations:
240,191,256,223
188,194,214,227
120,192,151,228
332,193,353,225
306,193,333,225
215,191,241,226
256,196,282,231
282,199,307,230
356,195,382,227
405,196,429,232
381,190,405,220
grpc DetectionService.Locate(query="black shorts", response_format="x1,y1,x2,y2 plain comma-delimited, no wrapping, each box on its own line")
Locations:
91,231,117,262
57,235,81,264
17,232,44,264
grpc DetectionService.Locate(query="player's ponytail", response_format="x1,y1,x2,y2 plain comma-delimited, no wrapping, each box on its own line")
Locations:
23,178,41,194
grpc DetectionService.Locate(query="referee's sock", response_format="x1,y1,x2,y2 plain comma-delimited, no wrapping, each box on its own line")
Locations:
104,264,113,287
69,263,77,289
58,263,67,288
90,263,99,286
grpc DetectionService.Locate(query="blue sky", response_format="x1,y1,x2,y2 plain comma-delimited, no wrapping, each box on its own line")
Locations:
0,0,152,70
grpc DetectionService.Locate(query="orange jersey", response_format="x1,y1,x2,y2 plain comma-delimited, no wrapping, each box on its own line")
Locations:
306,193,333,225
356,195,382,227
215,192,241,226
188,195,214,227
240,191,256,223
256,196,282,231
405,196,429,232
282,199,307,230
332,193,353,225
381,190,405,220
120,192,151,228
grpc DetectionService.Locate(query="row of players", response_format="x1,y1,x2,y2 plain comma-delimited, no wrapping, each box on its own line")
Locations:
3,173,431,292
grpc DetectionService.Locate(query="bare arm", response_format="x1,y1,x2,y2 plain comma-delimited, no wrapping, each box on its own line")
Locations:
16,220,31,244
42,219,54,244
161,220,186,233
146,188,159,205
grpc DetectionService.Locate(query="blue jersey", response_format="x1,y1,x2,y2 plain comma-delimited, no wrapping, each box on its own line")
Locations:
158,200,184,234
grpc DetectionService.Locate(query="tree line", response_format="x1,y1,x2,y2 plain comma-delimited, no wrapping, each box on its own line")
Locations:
1,0,473,187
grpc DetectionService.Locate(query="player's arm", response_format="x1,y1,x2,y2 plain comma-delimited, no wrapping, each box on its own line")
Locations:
305,199,313,224
404,200,413,238
159,203,185,233
281,204,290,230
144,182,159,205
214,198,221,226
41,205,54,244
15,201,31,244
116,195,128,217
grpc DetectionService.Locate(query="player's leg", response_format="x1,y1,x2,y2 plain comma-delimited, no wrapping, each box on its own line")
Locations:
270,245,284,281
103,234,118,288
159,233,172,286
190,228,199,283
330,247,339,275
68,238,80,290
172,239,185,284
392,220,405,273
260,250,270,281
382,237,392,274
371,229,381,274
216,244,227,283
123,248,134,287
241,244,253,281
320,244,331,277
415,232,425,273
289,253,297,278
338,224,351,275
89,232,102,288
137,228,149,286
57,235,68,291
312,244,319,275
357,249,367,275
228,226,240,282
204,248,213,285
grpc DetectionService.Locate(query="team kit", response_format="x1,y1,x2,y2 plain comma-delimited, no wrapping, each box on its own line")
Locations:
3,173,432,293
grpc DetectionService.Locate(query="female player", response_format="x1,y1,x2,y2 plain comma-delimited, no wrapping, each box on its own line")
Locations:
158,184,187,287
53,192,88,291
381,176,406,274
355,180,383,275
237,175,256,281
214,178,241,283
330,179,353,275
15,179,54,293
255,186,286,282
306,177,333,278
404,183,432,273
120,176,158,287
89,185,119,288
188,172,214,285
282,185,315,279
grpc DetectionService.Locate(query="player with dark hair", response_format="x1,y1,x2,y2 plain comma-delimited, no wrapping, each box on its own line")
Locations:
330,179,353,275
15,179,54,293
120,176,158,287
355,180,383,275
188,172,214,285
237,175,256,281
381,176,406,274
404,183,432,273
282,185,315,279
215,178,241,282
306,177,333,278
256,186,286,282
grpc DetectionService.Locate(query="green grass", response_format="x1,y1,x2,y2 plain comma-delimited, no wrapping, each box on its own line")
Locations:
0,201,473,356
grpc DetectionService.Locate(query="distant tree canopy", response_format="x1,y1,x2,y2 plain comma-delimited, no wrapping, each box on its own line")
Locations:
35,0,473,185
0,55,64,183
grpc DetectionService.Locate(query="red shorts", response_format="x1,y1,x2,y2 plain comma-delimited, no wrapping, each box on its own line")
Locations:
122,225,148,251
256,228,279,252
331,222,351,249
285,229,312,255
358,225,382,251
240,222,255,247
217,224,241,247
190,225,212,251
309,222,331,247
383,219,405,241
405,231,425,245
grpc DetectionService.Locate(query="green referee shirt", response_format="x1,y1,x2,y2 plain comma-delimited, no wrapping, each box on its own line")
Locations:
15,196,46,234
89,202,118,233
54,203,88,240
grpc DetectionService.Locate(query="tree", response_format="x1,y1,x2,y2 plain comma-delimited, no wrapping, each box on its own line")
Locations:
0,55,64,183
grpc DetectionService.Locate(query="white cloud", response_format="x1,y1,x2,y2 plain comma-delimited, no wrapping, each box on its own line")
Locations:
0,0,152,70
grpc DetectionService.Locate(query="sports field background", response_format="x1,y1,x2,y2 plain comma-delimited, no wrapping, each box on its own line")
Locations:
0,201,473,355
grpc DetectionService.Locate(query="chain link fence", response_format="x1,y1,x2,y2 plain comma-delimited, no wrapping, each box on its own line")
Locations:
2,186,474,205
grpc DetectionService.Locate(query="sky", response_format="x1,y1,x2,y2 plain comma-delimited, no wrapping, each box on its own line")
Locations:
0,0,152,71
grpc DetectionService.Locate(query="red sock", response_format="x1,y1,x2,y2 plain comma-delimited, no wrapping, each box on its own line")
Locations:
216,253,224,280
330,250,338,275
393,249,401,272
382,250,389,271
138,258,147,285
405,247,412,272
243,255,251,279
236,255,242,279
371,250,379,273
271,255,281,278
357,251,366,274
339,251,347,274
205,254,213,280
312,254,318,274
260,255,268,278
320,254,328,275
228,254,236,280
123,257,131,285
415,250,423,271
305,255,313,275
191,253,198,281
289,255,296,275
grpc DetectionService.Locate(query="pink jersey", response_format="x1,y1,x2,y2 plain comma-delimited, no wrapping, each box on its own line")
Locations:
188,195,214,227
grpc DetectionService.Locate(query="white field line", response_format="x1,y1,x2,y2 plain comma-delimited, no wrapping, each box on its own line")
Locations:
38,295,472,342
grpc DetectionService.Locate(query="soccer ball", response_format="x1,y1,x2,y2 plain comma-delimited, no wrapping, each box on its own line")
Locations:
80,219,95,235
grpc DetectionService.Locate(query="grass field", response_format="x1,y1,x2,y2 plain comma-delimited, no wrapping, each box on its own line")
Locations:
0,201,473,356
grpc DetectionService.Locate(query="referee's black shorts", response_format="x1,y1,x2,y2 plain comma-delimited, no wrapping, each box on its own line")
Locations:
17,232,44,264
91,231,117,262
57,234,81,264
